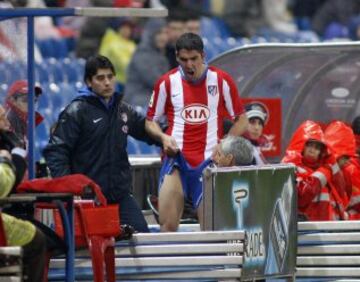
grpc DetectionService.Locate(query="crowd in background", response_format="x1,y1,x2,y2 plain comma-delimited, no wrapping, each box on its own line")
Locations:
2,0,360,109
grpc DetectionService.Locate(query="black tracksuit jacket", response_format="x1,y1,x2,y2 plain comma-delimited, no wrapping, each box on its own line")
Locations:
43,90,155,203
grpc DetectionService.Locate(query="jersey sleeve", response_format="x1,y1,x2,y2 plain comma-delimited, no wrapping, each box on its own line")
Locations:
146,77,168,122
222,72,245,119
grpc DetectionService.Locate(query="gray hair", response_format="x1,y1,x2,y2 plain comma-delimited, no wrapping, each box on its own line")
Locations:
220,135,254,166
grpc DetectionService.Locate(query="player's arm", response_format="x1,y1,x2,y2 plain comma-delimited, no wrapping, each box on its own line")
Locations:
145,119,178,157
228,113,248,136
222,71,248,136
146,77,179,156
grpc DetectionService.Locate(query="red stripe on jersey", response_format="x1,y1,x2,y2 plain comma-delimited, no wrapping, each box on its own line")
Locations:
182,78,209,167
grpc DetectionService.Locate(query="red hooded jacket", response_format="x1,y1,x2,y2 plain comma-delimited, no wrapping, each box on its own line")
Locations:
282,120,346,221
325,121,360,219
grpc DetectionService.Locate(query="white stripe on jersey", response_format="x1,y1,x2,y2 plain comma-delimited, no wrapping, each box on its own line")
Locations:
169,71,185,151
222,80,235,118
204,69,220,160
153,81,167,121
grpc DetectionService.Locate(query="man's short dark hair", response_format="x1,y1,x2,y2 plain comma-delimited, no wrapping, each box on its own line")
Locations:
84,55,115,82
175,32,204,53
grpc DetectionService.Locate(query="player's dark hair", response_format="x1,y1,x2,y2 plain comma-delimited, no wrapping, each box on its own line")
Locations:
84,55,115,82
175,32,204,53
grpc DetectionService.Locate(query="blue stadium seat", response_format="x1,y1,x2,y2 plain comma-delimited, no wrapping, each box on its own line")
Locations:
203,37,218,61
59,82,76,103
3,61,26,85
61,58,82,83
236,37,251,47
35,119,51,161
211,37,230,53
0,83,8,104
37,38,70,59
52,38,69,58
37,39,54,58
201,17,231,39
226,37,239,49
127,137,141,155
35,63,50,83
43,58,65,83
37,90,51,111
138,142,156,155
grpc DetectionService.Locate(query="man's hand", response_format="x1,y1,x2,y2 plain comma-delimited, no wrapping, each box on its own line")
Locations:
0,130,25,150
161,135,179,157
0,149,12,160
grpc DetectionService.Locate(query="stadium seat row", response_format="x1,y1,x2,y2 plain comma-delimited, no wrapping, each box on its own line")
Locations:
0,57,85,86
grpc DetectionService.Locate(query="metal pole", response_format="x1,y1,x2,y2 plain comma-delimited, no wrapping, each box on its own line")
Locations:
27,16,35,179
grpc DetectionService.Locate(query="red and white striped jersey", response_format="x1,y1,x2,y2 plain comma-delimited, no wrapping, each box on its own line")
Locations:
147,66,244,167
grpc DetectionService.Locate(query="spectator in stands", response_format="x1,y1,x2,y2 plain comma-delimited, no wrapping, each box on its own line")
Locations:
243,102,269,165
311,0,360,38
145,33,248,232
75,0,114,59
44,55,155,233
291,0,328,24
184,11,201,35
262,0,298,34
99,18,137,88
348,15,360,41
0,1,42,63
220,0,266,37
4,80,43,148
352,116,360,156
124,19,169,109
282,120,347,221
165,10,187,69
0,104,46,282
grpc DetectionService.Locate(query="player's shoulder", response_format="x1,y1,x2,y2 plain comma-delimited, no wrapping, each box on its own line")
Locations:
208,66,233,80
160,68,179,81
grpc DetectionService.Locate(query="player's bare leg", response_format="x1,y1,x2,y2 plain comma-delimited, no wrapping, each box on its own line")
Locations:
159,169,184,232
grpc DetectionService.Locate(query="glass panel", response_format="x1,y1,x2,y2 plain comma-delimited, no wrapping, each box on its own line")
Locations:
211,44,360,157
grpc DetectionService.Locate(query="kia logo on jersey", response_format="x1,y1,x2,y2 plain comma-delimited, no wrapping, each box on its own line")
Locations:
181,104,210,124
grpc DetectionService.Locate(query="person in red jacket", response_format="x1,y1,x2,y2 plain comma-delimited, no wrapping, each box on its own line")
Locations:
282,120,346,221
325,120,360,219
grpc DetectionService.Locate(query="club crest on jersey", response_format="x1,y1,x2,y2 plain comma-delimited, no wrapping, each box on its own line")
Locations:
208,85,218,96
181,104,210,124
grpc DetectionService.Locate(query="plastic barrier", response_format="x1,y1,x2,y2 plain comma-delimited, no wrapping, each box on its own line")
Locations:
0,246,22,281
49,230,244,281
297,220,360,280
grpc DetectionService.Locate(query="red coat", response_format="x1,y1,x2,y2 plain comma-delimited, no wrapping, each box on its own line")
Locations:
282,120,346,221
324,121,360,219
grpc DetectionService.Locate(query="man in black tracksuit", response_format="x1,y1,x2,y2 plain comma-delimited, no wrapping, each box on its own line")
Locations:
44,55,154,232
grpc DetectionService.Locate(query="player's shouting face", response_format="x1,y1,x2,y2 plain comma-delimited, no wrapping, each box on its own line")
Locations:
177,49,206,82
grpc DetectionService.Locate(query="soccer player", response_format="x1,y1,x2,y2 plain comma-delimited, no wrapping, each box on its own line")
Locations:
145,32,248,231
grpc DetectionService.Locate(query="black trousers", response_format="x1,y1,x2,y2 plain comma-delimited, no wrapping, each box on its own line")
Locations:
22,228,47,282
118,193,149,233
